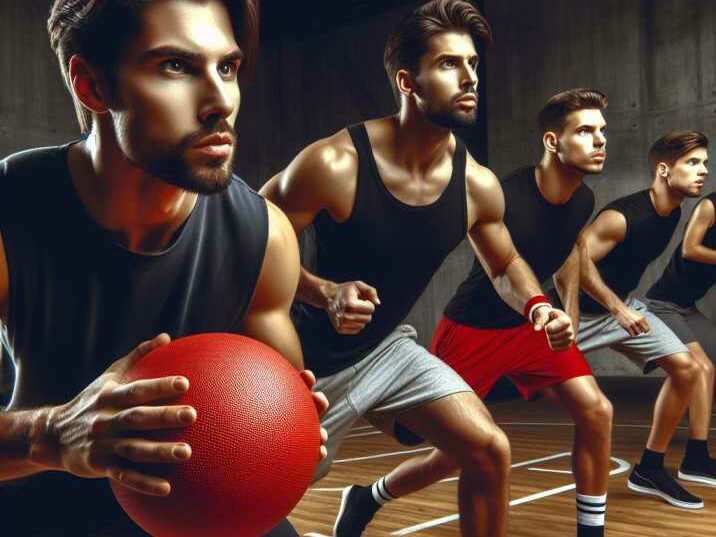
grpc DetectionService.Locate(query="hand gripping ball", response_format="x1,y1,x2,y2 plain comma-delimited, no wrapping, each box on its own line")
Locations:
110,333,321,536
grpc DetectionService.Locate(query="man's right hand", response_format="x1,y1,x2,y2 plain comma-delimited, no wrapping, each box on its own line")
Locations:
30,333,196,496
325,281,380,335
614,304,650,336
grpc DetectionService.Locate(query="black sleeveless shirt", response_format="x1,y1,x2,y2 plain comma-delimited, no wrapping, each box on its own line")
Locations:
0,145,268,534
294,123,467,377
580,189,681,314
647,191,716,307
445,166,594,328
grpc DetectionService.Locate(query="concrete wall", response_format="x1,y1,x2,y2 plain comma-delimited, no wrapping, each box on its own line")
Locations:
484,0,716,374
1,1,714,380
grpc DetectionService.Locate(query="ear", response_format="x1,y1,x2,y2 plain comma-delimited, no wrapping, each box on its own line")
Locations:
657,162,670,178
543,131,558,154
396,68,415,97
68,54,110,115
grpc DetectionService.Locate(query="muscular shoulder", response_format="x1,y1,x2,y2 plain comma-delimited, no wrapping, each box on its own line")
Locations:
281,129,358,203
465,152,504,223
695,196,716,225
588,208,628,243
252,201,300,310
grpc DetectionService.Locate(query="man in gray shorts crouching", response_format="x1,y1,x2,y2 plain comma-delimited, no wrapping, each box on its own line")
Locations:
643,189,716,488
578,132,711,509
261,3,575,534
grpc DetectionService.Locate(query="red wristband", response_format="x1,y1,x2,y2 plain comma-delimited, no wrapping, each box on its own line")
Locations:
524,295,551,322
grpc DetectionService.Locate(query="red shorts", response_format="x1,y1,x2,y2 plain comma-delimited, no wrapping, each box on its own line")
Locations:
430,316,593,401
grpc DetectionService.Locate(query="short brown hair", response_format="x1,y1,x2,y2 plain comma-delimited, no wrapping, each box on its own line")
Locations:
649,131,709,175
383,0,492,99
47,0,259,133
538,88,608,134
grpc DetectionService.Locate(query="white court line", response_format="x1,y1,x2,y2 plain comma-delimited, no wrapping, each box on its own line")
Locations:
499,421,716,431
350,425,376,432
390,455,631,535
345,430,383,439
313,451,572,491
333,446,432,463
528,467,572,474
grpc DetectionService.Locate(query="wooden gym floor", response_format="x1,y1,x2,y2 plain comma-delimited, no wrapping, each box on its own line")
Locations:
289,378,716,536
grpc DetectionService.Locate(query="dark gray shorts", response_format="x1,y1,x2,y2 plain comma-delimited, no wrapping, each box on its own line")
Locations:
312,324,473,482
642,298,716,360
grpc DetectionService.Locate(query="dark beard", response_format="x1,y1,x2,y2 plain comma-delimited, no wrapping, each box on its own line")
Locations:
129,119,237,194
425,107,478,129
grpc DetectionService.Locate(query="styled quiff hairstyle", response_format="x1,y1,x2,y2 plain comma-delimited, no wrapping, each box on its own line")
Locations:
649,131,709,175
538,88,608,134
47,0,259,133
383,0,492,100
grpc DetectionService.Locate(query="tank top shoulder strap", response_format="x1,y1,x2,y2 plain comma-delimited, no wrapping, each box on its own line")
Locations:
346,123,374,170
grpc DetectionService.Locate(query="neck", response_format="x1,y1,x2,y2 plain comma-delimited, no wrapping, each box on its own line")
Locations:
68,124,197,253
536,152,584,204
650,176,684,216
395,103,454,171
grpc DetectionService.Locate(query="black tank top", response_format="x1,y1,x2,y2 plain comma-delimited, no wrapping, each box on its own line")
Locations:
0,144,268,534
294,123,467,377
445,166,594,328
580,189,681,314
647,191,716,307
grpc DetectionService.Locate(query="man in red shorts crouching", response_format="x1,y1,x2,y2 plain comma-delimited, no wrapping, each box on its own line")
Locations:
339,89,614,537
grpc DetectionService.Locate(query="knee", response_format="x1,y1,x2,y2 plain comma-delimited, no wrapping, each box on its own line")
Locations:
698,354,715,382
670,356,699,386
462,426,511,476
580,395,613,435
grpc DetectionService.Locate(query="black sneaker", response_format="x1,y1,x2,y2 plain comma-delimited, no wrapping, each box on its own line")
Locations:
627,464,704,509
679,457,716,487
333,485,380,537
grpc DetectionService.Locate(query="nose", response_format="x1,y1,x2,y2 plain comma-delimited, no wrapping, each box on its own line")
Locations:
594,130,606,148
198,70,238,124
461,62,478,90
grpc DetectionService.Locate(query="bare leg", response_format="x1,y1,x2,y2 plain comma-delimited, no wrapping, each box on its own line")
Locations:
542,376,613,495
645,352,698,452
396,391,510,537
685,342,715,440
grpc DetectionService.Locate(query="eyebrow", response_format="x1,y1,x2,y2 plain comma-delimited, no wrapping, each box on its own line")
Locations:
433,52,480,64
141,46,244,64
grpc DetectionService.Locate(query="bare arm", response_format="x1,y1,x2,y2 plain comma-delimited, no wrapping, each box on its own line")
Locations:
553,241,581,330
241,202,304,370
466,162,573,349
260,134,379,335
682,198,716,265
580,210,650,335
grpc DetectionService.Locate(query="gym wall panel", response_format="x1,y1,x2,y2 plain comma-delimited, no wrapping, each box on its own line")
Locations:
485,0,716,375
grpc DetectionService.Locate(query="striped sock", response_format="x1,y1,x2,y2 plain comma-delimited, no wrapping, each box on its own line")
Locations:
576,493,606,536
370,476,397,506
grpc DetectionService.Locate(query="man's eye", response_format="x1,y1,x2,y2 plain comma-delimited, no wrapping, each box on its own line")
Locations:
163,59,188,74
442,59,457,68
219,62,238,78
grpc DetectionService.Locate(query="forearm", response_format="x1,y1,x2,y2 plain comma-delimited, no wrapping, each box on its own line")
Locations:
683,245,716,265
296,267,336,310
0,407,55,480
491,255,545,318
579,255,626,314
554,250,581,328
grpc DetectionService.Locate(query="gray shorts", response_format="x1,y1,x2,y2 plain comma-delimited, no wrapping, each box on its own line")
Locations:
313,324,472,481
643,298,716,360
577,296,688,374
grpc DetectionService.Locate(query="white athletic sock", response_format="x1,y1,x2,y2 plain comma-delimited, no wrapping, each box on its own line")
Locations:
370,476,397,506
576,492,606,527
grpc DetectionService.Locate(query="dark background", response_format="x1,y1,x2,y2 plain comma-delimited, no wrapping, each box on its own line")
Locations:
0,0,715,395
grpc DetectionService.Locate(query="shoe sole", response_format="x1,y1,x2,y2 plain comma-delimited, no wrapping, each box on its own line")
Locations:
678,469,716,488
627,479,704,509
332,485,354,537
